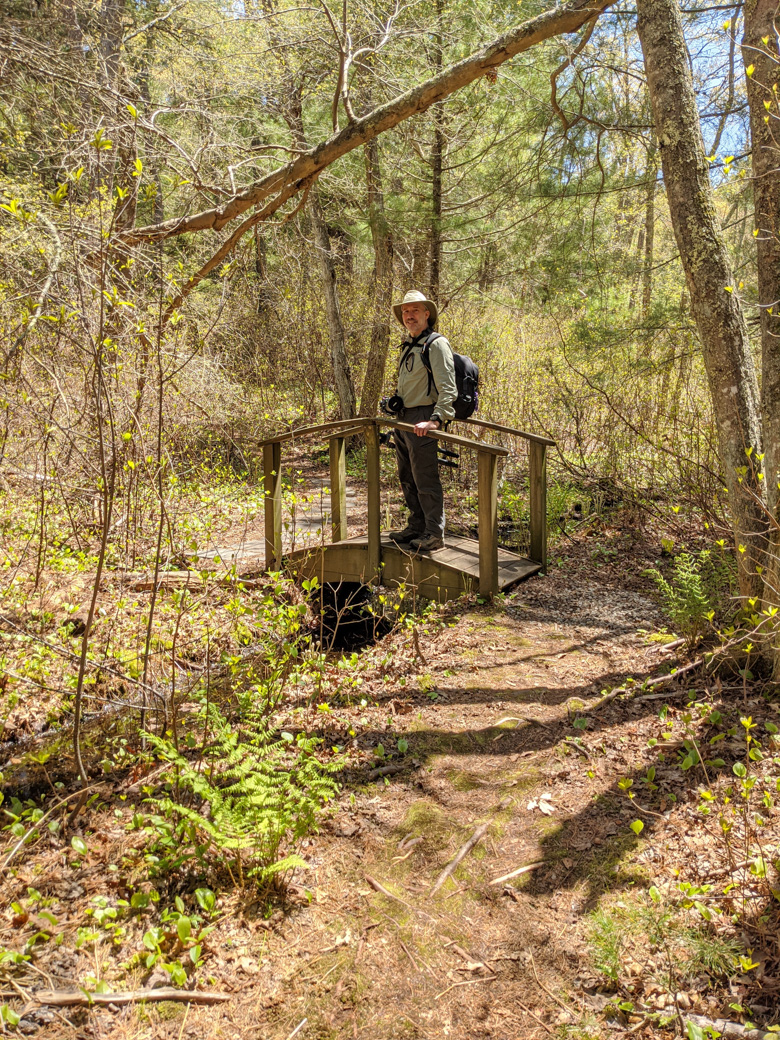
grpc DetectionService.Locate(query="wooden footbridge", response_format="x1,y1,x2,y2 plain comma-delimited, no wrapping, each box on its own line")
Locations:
259,417,555,602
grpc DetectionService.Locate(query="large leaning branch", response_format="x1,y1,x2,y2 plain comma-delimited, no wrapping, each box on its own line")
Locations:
119,0,613,247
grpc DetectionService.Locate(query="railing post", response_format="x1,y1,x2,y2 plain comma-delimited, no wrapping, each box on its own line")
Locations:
263,441,282,570
328,435,347,542
478,450,499,597
529,440,547,572
365,422,381,580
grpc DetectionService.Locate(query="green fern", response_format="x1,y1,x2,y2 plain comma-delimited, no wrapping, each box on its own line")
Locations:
646,549,734,648
145,702,338,893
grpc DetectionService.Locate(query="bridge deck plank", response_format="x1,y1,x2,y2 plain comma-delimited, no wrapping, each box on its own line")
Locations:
286,532,540,601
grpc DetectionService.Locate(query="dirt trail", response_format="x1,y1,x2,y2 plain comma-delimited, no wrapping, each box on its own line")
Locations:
160,560,669,1040
11,530,775,1040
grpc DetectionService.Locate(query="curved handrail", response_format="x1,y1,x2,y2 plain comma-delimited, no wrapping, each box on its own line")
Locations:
256,415,554,450
465,417,556,447
257,417,372,447
378,418,509,456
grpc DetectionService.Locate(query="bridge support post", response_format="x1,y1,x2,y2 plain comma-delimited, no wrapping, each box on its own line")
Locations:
365,422,381,581
329,436,348,542
263,441,282,570
529,441,547,572
478,451,499,597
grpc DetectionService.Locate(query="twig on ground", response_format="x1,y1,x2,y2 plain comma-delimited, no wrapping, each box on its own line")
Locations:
399,939,425,974
635,688,696,702
515,998,555,1035
562,737,591,758
489,860,546,886
393,837,423,862
434,976,496,1001
31,988,230,1008
529,953,576,1016
365,875,437,922
430,822,490,896
285,1018,308,1040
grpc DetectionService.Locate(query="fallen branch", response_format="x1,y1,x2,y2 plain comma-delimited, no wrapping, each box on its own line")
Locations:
495,715,550,728
32,988,230,1008
132,571,262,592
489,860,546,886
588,657,704,712
430,822,490,896
368,761,406,780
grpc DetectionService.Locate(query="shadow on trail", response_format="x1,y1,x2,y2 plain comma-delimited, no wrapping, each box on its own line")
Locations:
334,671,779,950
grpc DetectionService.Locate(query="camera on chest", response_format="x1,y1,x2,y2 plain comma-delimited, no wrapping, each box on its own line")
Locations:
379,394,404,416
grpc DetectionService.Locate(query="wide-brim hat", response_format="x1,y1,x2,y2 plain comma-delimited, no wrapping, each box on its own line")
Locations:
392,289,438,327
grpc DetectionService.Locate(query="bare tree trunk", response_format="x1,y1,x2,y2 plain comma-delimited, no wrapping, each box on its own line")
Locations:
311,190,357,419
636,0,766,599
641,136,657,320
359,136,394,417
743,0,780,666
429,109,445,300
428,0,446,300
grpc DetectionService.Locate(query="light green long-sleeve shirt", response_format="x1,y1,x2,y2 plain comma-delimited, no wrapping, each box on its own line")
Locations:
395,332,457,423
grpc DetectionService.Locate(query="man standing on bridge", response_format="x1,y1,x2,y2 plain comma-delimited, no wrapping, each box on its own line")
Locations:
388,290,457,553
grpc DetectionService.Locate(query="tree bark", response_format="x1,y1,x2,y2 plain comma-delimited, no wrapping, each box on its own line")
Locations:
641,137,657,320
428,0,446,300
636,0,766,598
311,189,357,419
121,0,614,246
743,1,780,649
359,136,394,417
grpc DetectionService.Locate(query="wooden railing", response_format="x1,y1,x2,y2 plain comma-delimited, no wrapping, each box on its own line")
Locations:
257,417,555,597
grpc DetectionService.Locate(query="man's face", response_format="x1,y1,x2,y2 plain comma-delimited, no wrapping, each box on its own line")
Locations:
401,302,431,337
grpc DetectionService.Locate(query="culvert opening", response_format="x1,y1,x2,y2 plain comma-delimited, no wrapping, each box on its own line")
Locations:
309,581,394,651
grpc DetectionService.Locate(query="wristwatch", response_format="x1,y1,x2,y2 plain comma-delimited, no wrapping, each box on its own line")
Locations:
431,417,442,428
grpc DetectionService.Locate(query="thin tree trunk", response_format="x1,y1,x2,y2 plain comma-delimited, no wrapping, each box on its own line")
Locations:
636,0,766,599
641,135,657,320
743,0,780,666
429,109,445,300
311,189,357,419
428,0,446,300
359,136,394,417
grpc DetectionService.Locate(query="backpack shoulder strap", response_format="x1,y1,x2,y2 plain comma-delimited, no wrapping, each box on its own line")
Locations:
421,332,444,394
398,339,415,372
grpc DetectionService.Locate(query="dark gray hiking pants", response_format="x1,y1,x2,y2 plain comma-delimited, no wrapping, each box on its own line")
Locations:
394,404,444,538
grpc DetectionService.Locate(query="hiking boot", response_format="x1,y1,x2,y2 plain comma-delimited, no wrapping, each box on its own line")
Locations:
409,533,444,552
388,526,424,545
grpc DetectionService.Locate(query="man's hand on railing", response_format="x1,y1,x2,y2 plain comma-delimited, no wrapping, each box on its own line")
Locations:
414,420,440,437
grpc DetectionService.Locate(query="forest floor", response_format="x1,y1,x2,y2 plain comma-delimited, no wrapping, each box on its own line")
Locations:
2,502,780,1040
